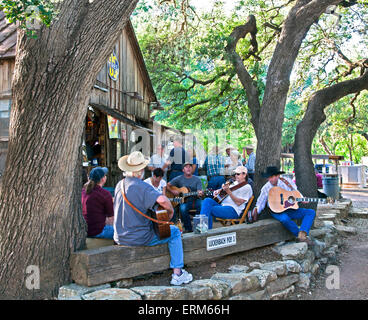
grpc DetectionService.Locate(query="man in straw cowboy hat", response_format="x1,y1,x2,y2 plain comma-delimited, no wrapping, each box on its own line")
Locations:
113,151,193,285
252,166,316,245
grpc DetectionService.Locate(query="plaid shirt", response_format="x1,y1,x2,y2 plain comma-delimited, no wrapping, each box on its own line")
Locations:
204,154,225,177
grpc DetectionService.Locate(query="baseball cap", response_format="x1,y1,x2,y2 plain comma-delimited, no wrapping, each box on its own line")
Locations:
89,167,108,182
234,166,248,174
182,162,193,169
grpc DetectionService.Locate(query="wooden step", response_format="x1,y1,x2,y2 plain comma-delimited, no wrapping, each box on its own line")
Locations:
70,219,294,287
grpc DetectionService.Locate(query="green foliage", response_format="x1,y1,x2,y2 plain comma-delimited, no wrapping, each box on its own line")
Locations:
132,0,280,149
0,0,56,37
133,0,367,161
291,1,368,162
315,92,368,163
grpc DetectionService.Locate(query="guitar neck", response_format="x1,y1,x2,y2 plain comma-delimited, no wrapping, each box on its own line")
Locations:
296,197,323,203
183,191,200,197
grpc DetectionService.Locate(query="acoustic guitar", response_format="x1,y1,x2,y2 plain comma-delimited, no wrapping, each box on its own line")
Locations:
268,186,331,213
148,203,171,240
212,180,248,204
166,186,212,208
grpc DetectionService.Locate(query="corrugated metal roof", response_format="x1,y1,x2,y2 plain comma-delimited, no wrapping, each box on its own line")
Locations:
0,12,17,59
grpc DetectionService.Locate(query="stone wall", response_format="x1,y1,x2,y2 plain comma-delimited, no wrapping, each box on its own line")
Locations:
59,200,353,300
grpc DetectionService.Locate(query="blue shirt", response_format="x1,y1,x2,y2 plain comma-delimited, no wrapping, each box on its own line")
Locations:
113,177,160,246
246,152,256,173
192,157,199,176
168,147,189,171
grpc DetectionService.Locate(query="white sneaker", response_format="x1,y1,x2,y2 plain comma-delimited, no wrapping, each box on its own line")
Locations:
170,269,193,286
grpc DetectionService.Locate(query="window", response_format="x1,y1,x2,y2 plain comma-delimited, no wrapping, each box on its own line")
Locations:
0,99,11,137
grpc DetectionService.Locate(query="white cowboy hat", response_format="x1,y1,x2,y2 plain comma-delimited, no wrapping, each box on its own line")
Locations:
118,151,150,172
244,144,255,150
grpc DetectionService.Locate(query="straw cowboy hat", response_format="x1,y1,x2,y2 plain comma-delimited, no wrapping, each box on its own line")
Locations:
118,151,150,172
244,144,255,150
225,144,236,151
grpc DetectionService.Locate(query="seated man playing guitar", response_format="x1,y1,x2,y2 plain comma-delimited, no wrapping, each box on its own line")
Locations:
252,166,316,245
166,162,204,233
200,166,253,229
114,151,193,286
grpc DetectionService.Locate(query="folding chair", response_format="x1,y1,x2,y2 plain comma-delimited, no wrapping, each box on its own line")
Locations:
216,196,254,226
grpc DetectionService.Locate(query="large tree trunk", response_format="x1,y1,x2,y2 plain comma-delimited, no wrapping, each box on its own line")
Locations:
362,132,368,142
0,0,138,299
226,0,340,196
294,69,368,200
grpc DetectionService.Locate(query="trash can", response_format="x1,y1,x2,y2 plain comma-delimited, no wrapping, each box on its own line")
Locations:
322,174,340,199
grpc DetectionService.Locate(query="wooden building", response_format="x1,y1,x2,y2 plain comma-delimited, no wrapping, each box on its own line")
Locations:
0,13,173,186
0,12,16,179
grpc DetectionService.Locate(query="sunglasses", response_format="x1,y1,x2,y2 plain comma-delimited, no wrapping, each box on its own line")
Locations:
235,172,245,175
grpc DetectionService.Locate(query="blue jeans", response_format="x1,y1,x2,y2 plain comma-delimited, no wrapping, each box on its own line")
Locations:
271,208,316,237
148,225,184,269
180,199,202,231
207,175,225,190
200,198,238,229
93,225,114,239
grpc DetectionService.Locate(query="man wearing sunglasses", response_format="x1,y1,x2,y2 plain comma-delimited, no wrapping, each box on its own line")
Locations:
200,166,253,229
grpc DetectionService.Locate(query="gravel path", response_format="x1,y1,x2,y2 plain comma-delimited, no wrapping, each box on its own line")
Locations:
289,188,368,300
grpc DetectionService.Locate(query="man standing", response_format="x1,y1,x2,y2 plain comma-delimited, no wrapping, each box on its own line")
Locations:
204,146,226,190
200,166,253,229
114,151,193,285
244,145,256,180
252,166,316,245
166,163,204,233
163,135,189,182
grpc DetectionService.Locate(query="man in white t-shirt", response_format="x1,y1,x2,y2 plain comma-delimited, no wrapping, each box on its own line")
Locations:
144,168,167,194
200,166,253,229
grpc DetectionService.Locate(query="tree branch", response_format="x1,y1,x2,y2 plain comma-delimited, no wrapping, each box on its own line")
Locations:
225,14,261,134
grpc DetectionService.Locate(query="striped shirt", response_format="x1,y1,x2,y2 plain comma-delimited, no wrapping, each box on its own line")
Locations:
204,154,225,177
255,177,299,214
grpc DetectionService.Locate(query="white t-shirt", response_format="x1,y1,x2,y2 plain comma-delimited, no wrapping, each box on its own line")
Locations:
221,182,253,216
144,177,167,194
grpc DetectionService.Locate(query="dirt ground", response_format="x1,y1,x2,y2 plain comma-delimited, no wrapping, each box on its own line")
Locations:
287,189,368,300
129,188,368,300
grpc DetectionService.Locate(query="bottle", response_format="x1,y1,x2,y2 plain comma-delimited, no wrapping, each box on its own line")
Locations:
176,219,183,234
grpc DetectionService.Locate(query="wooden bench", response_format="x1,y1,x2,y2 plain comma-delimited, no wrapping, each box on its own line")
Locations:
70,219,294,287
85,238,114,250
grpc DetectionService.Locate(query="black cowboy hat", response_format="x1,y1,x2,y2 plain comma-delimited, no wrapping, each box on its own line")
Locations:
261,166,285,178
